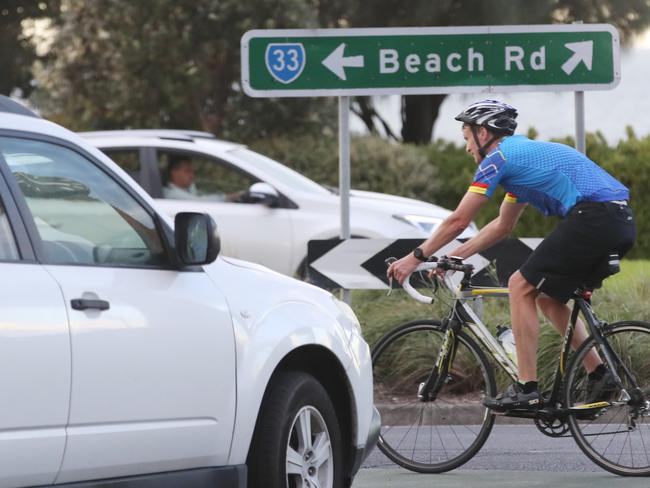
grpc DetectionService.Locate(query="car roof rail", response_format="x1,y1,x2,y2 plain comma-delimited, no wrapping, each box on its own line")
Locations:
0,95,40,118
79,129,217,141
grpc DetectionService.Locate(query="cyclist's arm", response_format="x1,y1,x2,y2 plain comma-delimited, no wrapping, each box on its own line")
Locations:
419,191,488,255
388,191,487,283
449,198,527,259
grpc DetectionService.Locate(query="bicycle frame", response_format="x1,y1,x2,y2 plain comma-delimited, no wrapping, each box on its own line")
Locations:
443,275,519,382
434,274,637,411
415,273,518,401
573,294,639,406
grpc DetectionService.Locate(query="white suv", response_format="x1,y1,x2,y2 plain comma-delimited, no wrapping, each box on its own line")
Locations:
81,130,476,277
0,97,378,488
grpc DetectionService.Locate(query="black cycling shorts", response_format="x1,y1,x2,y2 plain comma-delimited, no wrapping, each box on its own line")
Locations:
519,201,636,303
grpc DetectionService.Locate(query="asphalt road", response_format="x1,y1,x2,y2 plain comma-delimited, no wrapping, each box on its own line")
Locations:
355,424,650,487
353,469,647,488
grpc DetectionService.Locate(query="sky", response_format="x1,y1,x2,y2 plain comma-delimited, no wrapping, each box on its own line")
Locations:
351,31,650,145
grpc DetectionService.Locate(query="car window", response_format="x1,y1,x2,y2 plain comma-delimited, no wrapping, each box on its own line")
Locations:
158,150,258,202
0,197,19,261
230,147,330,195
101,149,141,179
0,137,168,267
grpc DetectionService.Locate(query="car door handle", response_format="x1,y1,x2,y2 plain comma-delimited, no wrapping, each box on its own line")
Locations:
71,298,110,311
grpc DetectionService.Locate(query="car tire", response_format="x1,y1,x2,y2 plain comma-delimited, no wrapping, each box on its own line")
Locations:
248,371,344,488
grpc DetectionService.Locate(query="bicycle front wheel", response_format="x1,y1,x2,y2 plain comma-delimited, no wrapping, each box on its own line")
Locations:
372,319,496,473
566,320,650,476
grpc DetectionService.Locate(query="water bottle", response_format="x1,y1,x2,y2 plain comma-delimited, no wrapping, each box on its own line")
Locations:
496,325,517,366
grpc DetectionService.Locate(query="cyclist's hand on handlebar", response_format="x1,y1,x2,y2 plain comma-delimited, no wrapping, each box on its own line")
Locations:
386,254,421,285
435,255,474,275
428,255,454,280
429,266,448,281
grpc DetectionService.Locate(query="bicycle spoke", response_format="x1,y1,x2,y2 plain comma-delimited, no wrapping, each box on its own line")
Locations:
411,406,425,461
392,407,421,452
429,406,433,465
637,422,647,467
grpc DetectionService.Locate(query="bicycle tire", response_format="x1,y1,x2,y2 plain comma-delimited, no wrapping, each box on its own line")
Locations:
565,320,650,476
372,319,496,473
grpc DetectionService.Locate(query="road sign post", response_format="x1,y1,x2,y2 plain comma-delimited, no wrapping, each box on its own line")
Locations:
573,21,586,154
339,95,351,304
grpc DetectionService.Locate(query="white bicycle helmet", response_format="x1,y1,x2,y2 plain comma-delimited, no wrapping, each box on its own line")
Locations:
455,99,518,136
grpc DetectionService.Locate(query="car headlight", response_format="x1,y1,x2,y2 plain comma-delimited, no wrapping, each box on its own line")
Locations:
332,296,362,335
393,214,444,236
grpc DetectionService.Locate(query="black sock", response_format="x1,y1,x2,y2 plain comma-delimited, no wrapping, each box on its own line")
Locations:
588,364,607,380
518,381,538,394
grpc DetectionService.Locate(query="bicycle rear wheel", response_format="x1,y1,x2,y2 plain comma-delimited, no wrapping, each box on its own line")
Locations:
565,320,650,476
372,319,496,473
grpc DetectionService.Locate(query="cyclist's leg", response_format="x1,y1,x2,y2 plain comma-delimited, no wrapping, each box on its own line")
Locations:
536,293,602,373
482,271,543,411
516,205,627,378
508,271,541,382
513,216,589,384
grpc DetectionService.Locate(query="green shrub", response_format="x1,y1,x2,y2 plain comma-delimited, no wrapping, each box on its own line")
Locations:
248,133,339,187
599,129,650,259
349,136,439,201
249,134,440,201
422,139,474,207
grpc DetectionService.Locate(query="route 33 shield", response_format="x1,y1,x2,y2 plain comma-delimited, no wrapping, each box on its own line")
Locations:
265,43,306,84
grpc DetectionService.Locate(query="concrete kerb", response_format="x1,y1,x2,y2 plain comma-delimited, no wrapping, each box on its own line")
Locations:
377,401,534,426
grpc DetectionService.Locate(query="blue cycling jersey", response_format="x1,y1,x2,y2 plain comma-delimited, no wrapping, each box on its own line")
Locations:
468,135,629,217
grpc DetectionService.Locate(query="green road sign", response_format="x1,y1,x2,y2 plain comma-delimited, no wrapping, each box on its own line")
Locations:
241,24,620,97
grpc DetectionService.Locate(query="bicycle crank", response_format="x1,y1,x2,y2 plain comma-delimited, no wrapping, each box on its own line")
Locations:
534,414,570,438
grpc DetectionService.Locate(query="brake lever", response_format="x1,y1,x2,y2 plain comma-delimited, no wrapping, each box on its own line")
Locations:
385,257,398,296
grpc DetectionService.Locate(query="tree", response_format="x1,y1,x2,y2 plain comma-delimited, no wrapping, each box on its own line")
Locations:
32,0,338,140
31,0,650,142
0,1,60,97
336,0,650,143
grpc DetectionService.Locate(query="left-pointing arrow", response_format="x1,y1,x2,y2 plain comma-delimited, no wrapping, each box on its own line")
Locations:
311,239,389,289
322,43,364,81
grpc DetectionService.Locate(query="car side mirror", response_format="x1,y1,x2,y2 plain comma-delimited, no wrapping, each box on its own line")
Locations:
174,212,220,265
244,182,279,207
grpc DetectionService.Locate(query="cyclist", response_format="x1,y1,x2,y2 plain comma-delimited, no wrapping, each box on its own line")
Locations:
387,99,636,411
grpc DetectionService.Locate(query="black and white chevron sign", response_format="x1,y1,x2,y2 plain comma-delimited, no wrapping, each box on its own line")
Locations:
306,237,542,289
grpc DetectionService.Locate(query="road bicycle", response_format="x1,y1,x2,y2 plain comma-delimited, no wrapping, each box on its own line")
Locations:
372,255,650,476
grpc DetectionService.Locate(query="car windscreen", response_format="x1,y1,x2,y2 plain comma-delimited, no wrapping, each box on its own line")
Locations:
229,148,331,195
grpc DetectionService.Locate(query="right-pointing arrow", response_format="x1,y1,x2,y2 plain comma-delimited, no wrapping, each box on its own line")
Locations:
562,40,594,75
